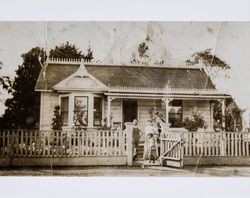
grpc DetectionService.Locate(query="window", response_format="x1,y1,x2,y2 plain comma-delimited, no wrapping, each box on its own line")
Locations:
94,97,102,126
169,100,182,128
74,96,88,127
61,97,69,126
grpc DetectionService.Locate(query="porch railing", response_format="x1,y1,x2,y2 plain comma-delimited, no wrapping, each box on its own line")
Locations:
183,132,250,157
0,130,127,158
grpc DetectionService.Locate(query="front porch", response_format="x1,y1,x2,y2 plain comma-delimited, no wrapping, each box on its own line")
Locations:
106,91,228,133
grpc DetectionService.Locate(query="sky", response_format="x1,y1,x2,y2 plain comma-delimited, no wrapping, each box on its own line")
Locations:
0,21,250,114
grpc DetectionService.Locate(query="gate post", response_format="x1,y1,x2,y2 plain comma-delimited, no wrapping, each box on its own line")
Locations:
125,122,133,166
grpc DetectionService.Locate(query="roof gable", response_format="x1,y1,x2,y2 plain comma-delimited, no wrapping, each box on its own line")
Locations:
35,63,79,91
53,63,108,91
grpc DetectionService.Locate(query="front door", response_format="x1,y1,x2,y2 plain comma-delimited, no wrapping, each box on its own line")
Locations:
123,100,138,128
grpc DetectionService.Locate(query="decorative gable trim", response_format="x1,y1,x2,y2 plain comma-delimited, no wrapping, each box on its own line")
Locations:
53,62,108,92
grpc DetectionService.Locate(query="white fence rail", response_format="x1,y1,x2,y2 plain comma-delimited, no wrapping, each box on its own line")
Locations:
0,130,127,158
183,132,250,157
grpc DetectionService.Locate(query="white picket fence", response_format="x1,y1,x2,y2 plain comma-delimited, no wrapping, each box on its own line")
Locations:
183,132,250,157
160,131,250,163
0,130,127,158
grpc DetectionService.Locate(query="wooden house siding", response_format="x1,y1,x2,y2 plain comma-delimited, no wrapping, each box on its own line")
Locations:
104,98,122,124
40,92,59,130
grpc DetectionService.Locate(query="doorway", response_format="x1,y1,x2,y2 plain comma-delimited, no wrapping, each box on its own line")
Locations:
122,100,138,128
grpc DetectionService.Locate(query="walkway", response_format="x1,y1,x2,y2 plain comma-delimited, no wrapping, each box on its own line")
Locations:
1,166,250,176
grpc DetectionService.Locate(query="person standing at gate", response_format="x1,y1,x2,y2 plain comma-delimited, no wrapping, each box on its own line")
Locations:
143,120,158,161
148,133,157,163
132,119,142,161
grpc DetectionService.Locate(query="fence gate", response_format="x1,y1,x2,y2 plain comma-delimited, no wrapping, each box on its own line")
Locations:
159,132,184,168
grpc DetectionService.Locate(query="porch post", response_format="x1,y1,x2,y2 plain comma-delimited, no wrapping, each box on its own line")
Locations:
209,101,214,131
162,98,173,130
220,99,226,132
107,96,115,128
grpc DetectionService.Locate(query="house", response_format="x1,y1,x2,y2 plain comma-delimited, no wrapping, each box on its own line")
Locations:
35,58,230,132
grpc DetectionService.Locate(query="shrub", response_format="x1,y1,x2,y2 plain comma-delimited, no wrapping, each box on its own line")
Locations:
183,112,207,132
52,105,63,130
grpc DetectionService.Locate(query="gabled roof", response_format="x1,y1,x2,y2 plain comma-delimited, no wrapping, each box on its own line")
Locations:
35,60,216,92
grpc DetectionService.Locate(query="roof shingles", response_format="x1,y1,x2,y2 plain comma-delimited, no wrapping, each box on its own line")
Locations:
35,63,216,91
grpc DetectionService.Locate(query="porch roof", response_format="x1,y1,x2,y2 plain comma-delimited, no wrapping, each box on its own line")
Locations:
104,92,231,100
35,59,218,92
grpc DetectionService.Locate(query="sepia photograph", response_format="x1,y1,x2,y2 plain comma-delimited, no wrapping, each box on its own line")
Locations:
0,21,250,177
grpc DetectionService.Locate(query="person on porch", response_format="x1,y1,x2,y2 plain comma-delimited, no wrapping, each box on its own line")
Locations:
132,119,142,161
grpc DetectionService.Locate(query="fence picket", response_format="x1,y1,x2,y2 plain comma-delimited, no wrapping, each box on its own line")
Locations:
239,133,242,156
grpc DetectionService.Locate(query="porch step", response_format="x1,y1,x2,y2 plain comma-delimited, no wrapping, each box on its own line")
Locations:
135,142,144,160
133,160,161,167
161,158,183,168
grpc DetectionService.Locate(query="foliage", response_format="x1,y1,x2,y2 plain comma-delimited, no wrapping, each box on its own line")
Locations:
49,41,84,59
0,47,45,129
186,48,230,81
52,105,62,130
49,41,94,62
186,49,243,131
186,49,230,69
213,98,243,131
131,41,149,64
183,113,207,132
138,42,149,58
84,46,94,62
0,76,12,94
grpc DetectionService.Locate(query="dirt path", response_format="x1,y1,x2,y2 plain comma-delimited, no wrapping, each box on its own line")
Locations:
0,166,250,176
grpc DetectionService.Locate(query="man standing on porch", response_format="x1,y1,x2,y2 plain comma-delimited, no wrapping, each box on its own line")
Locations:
132,119,142,161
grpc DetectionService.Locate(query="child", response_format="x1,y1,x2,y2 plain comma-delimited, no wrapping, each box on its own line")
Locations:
148,134,157,163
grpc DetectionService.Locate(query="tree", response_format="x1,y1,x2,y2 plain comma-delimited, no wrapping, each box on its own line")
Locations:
0,47,46,129
49,41,94,62
84,46,94,62
0,42,92,129
186,48,230,80
49,41,84,59
186,49,242,131
213,98,243,131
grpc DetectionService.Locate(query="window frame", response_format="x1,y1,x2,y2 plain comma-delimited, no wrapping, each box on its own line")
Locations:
168,100,183,128
73,96,89,127
93,96,103,126
59,95,70,126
